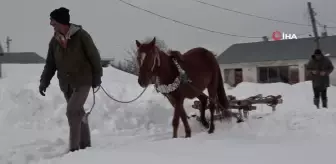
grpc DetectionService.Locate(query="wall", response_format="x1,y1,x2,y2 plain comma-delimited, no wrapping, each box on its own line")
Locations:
220,57,336,85
220,59,306,84
1,64,45,79
327,57,336,85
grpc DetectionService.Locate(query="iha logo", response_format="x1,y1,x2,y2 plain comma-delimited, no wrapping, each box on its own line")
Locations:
272,31,297,41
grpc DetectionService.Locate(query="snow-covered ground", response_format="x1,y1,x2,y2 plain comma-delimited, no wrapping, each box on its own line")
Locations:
1,65,336,164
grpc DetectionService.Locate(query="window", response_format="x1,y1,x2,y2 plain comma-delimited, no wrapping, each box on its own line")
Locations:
258,67,268,83
279,66,289,83
257,65,299,84
267,67,279,82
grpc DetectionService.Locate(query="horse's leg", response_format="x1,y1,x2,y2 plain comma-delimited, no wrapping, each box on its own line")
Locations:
179,104,192,138
172,103,180,138
207,100,216,134
207,82,218,134
197,94,209,129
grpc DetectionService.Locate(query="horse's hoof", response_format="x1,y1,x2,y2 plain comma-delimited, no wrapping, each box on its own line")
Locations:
208,128,214,134
185,132,191,138
236,119,244,123
201,121,210,129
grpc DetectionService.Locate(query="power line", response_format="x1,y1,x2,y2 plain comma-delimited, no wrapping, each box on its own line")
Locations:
316,15,336,28
192,0,336,28
297,31,312,36
315,12,336,25
116,0,262,39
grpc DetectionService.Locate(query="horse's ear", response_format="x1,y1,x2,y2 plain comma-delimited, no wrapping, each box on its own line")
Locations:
136,40,141,48
149,37,156,47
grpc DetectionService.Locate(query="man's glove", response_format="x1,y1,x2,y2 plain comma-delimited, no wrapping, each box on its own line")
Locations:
39,83,47,96
92,76,102,88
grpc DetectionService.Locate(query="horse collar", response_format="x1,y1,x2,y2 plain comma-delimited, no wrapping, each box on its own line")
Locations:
154,58,190,94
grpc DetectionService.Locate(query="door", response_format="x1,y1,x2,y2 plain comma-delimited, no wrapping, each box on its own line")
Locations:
234,68,243,86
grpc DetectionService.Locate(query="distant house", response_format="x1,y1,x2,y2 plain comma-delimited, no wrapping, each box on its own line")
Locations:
0,43,4,54
101,58,114,68
0,52,45,63
0,52,45,78
217,35,336,87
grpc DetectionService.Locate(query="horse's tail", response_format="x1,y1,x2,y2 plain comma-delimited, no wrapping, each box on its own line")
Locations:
216,65,232,120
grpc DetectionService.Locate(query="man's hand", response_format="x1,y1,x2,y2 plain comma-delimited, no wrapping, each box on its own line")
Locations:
39,83,47,96
320,71,326,76
92,76,102,88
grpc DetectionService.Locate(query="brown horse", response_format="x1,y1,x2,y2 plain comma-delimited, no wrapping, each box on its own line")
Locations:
135,37,232,138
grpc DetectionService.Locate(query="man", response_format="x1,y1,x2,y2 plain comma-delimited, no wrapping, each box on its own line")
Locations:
306,49,334,109
39,7,103,152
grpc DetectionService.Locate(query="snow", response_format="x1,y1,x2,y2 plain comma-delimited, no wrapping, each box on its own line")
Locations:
1,65,336,164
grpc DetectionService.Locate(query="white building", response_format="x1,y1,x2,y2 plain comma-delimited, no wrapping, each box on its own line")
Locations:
0,52,46,78
217,35,336,87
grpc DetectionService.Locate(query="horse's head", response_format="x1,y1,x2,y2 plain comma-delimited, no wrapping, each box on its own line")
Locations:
135,37,161,88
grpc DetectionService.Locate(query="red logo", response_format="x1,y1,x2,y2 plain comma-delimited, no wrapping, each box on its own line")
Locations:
272,31,282,41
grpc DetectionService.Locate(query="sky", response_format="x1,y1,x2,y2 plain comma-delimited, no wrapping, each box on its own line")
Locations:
0,0,336,62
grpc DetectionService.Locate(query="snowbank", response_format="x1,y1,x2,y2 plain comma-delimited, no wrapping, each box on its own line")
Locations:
0,66,174,163
1,65,336,164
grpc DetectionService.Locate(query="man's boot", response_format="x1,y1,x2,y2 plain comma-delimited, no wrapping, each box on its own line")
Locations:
322,98,328,108
314,98,320,109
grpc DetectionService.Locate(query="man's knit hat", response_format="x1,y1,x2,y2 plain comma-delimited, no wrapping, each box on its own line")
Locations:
50,7,70,25
314,49,323,55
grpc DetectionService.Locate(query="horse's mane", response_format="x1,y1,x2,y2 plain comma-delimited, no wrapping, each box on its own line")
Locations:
139,37,183,61
140,37,169,53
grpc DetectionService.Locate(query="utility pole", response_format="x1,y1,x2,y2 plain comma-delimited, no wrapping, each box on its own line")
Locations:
5,36,12,52
307,2,320,49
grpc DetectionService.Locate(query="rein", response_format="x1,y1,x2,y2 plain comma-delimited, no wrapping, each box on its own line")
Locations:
82,84,148,123
83,47,160,122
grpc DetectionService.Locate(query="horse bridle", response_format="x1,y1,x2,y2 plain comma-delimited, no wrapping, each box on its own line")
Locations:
151,48,161,71
140,47,162,88
139,47,161,72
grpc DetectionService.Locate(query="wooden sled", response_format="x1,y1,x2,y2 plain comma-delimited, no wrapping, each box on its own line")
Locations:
189,94,283,122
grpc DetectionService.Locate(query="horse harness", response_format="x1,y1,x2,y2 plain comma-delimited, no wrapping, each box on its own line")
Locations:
150,51,237,121
154,58,190,94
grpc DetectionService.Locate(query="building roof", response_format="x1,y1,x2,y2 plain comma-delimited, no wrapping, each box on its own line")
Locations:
217,35,336,64
0,52,45,64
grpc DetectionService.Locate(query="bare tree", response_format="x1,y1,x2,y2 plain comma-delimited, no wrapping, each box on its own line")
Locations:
124,47,139,75
110,60,126,72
